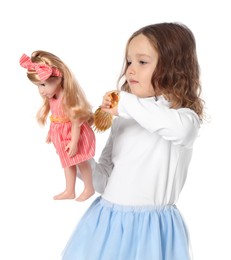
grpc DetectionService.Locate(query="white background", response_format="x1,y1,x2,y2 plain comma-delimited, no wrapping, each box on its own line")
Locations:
0,0,230,259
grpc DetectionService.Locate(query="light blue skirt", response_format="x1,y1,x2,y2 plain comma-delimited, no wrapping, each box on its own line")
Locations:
62,197,191,260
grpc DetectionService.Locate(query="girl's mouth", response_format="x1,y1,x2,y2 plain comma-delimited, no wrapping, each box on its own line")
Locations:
129,79,139,84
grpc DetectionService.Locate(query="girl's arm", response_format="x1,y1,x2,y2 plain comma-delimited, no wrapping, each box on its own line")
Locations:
118,91,201,147
65,118,81,157
92,131,114,193
77,130,114,194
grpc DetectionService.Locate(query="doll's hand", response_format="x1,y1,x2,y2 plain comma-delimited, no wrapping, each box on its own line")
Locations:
65,142,78,157
101,91,119,116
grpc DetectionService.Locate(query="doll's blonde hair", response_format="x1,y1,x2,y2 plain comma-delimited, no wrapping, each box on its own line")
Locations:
119,23,204,120
26,50,93,125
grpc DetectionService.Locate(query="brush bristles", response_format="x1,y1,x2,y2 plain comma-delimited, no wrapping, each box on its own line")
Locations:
93,107,113,132
93,91,119,132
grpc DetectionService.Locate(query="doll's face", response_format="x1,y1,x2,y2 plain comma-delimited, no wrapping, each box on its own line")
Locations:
125,34,158,98
35,77,63,99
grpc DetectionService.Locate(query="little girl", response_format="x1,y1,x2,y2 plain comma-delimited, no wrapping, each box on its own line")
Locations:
62,22,204,259
20,51,95,201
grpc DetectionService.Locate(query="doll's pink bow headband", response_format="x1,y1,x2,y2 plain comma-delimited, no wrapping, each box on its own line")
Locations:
19,54,62,81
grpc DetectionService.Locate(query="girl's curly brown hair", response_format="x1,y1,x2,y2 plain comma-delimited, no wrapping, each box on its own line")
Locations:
119,22,204,120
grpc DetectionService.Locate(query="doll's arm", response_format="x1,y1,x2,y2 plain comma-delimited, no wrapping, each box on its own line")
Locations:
46,130,51,143
65,118,81,157
46,125,52,143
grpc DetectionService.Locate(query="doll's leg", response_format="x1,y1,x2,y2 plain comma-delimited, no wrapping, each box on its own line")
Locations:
75,161,95,201
53,165,76,200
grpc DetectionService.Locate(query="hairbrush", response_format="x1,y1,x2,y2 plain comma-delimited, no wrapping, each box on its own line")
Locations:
93,92,119,132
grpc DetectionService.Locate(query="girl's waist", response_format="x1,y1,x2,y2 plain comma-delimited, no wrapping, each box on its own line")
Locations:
100,196,176,212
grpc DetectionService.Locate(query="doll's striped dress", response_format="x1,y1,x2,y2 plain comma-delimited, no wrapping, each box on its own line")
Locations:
48,97,95,168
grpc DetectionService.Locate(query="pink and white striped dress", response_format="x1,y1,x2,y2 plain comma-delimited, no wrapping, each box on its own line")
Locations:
48,97,95,168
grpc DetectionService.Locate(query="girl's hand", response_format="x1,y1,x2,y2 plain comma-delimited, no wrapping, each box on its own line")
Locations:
101,91,119,116
65,142,78,157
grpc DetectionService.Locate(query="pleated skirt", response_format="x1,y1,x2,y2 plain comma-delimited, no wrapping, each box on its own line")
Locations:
62,196,191,260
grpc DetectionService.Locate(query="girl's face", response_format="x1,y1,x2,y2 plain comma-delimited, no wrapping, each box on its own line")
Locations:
35,77,63,99
125,34,158,98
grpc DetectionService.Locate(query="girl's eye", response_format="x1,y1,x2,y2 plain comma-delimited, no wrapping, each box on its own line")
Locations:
127,61,132,66
139,60,147,65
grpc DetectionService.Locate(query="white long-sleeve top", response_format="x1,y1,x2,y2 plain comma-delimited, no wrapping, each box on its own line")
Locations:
92,91,200,206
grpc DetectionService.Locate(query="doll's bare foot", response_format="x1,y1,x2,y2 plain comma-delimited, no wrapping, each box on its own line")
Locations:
75,188,95,202
53,191,76,200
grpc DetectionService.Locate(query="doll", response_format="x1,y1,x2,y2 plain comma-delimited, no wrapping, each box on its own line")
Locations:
20,51,95,201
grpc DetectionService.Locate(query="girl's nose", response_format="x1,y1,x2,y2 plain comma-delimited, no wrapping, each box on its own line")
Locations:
127,65,135,75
